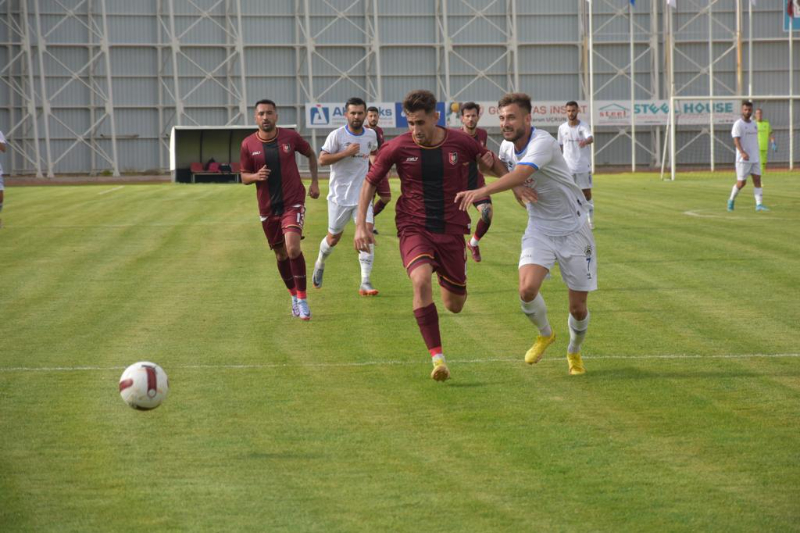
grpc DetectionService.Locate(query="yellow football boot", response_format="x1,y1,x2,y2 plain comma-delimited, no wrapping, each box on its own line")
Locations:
524,332,556,364
567,352,586,375
431,358,450,382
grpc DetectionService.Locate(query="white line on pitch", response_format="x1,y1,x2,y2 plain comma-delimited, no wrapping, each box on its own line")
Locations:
0,353,798,373
97,185,125,196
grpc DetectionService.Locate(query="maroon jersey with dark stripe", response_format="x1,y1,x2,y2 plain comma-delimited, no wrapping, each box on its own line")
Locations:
456,127,488,190
240,128,311,217
366,127,489,235
370,125,385,149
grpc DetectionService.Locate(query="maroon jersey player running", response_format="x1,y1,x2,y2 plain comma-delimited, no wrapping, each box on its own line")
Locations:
240,99,320,320
354,90,529,381
458,102,494,263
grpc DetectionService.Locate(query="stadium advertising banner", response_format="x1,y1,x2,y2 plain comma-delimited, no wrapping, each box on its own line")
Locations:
306,100,737,129
305,102,446,129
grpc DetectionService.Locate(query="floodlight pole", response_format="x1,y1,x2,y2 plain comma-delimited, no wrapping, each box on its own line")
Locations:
709,0,715,172
790,14,795,170
588,0,595,174
629,1,635,172
667,2,675,181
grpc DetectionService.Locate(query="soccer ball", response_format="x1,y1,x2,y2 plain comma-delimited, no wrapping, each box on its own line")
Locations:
119,361,169,410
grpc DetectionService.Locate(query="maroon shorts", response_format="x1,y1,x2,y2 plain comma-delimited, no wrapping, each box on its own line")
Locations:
261,205,305,249
399,228,467,295
374,175,391,198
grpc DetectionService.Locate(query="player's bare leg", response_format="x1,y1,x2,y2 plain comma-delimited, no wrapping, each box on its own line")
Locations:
751,174,768,211
467,202,492,262
0,189,4,229
728,179,746,211
285,231,310,320
410,263,449,381
519,264,556,364
372,192,391,234
313,231,342,289
566,289,589,375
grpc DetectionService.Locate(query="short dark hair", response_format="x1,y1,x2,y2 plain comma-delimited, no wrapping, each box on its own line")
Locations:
460,102,480,116
345,97,367,111
403,90,437,115
565,101,579,108
498,93,532,114
367,106,379,114
254,99,277,110
742,100,754,107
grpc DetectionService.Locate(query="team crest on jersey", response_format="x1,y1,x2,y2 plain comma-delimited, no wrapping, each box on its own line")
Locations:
449,152,458,165
282,144,291,153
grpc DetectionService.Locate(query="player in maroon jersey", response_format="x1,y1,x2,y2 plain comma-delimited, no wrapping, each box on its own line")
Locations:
353,90,528,382
240,99,320,320
458,102,494,263
366,106,391,234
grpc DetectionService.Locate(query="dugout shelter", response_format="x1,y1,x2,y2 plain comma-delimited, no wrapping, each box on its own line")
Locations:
169,125,298,183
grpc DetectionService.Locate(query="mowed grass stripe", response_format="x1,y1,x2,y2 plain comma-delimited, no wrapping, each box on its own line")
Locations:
1,172,799,532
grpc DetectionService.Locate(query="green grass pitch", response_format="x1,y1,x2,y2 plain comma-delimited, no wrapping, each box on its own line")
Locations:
1,171,799,532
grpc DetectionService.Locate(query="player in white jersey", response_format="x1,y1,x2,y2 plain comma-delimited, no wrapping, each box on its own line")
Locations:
728,100,767,212
0,130,6,228
313,97,380,295
455,93,596,376
557,101,595,227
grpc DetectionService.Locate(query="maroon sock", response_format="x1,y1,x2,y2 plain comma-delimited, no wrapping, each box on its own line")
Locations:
413,303,442,355
289,253,307,293
475,217,491,240
373,199,388,217
277,258,296,294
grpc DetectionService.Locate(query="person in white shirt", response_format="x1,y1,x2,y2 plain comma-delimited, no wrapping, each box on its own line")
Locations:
557,101,595,227
728,101,767,211
0,130,6,228
313,97,380,295
455,93,596,376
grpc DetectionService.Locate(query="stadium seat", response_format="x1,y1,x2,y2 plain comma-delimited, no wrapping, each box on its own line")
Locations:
190,162,203,173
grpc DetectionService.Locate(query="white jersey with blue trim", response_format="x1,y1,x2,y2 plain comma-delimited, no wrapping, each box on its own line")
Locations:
321,125,378,206
498,127,587,237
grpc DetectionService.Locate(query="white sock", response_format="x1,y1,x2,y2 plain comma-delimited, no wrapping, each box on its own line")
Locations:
729,184,741,202
469,235,480,247
754,187,763,205
567,312,590,354
317,237,334,264
520,294,552,337
359,244,374,282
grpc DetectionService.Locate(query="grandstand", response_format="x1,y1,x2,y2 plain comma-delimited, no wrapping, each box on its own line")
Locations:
1,1,797,177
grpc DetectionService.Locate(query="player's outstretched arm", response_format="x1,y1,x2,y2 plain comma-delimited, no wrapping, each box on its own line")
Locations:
455,164,537,211
354,180,378,252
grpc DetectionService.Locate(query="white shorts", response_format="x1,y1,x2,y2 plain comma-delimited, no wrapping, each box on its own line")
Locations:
519,221,598,292
736,161,760,181
573,172,592,190
328,200,374,235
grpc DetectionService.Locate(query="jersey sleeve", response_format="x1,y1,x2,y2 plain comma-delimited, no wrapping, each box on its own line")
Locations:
291,129,312,155
321,130,338,154
239,140,253,173
367,130,379,154
0,130,6,144
519,137,553,170
731,121,742,139
366,140,396,186
580,123,593,139
557,125,565,146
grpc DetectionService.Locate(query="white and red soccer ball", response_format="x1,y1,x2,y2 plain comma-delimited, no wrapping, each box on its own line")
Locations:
119,361,169,410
